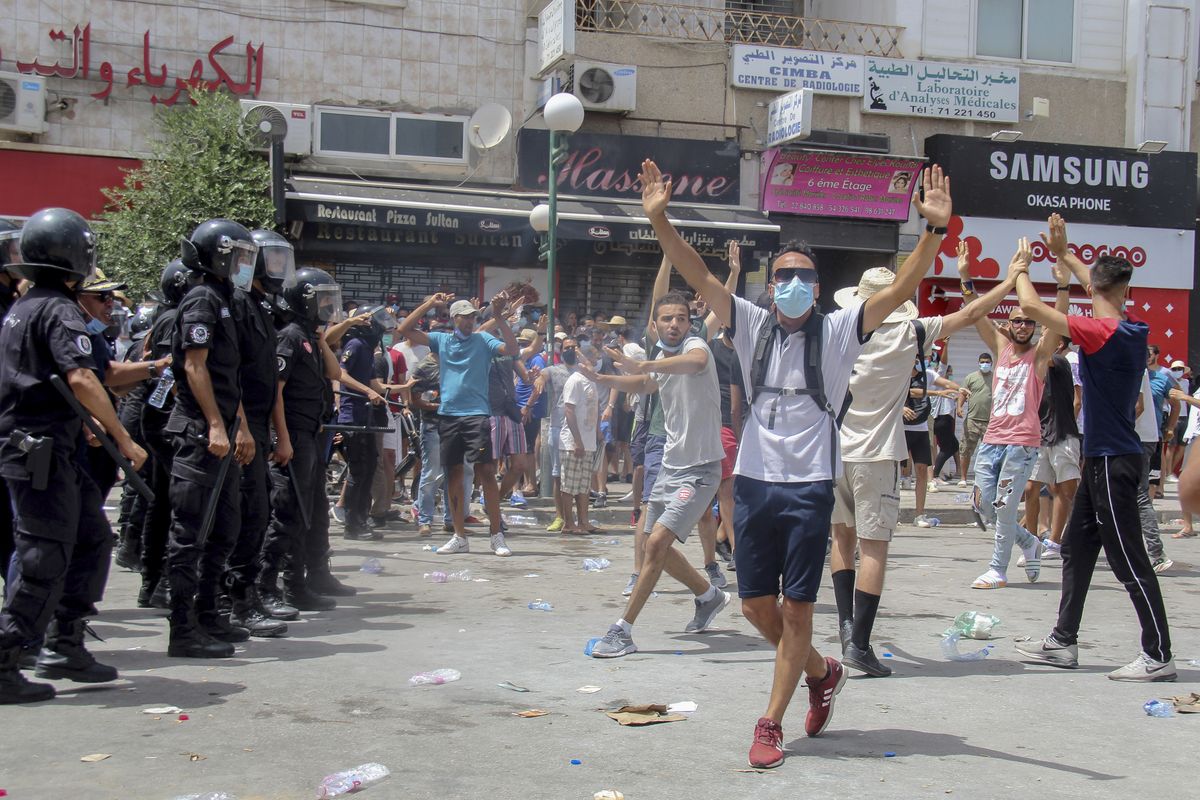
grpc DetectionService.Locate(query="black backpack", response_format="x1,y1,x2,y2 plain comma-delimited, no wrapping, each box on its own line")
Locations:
903,320,931,423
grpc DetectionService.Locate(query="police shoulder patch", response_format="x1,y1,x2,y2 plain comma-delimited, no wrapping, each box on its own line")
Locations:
76,335,93,355
189,324,210,344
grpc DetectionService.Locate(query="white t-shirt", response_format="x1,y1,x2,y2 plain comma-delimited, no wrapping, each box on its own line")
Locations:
656,337,725,470
841,315,944,463
731,295,868,482
1135,370,1158,443
393,341,429,374
559,372,598,452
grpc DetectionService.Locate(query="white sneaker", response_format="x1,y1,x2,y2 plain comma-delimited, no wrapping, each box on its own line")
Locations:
1041,540,1062,560
490,533,512,557
1152,557,1174,574
1108,652,1177,682
914,514,932,528
619,490,634,502
927,481,940,493
437,535,469,554
622,573,638,597
957,479,968,488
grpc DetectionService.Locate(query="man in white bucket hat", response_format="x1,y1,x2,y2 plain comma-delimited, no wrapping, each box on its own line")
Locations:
829,260,1018,677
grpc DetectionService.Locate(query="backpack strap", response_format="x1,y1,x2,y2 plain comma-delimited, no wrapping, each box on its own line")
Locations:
753,310,828,431
913,319,927,374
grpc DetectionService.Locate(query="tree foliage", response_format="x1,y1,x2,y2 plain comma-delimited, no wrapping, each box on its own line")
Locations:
99,88,274,299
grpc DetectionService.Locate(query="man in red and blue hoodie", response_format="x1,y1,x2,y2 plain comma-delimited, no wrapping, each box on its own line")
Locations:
1015,214,1175,682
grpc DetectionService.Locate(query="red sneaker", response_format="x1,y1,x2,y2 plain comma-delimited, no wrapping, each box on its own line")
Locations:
748,716,784,768
804,656,846,737
464,515,482,525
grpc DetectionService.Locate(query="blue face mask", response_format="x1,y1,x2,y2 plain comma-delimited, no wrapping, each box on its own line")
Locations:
86,317,107,335
231,261,254,292
773,277,815,319
381,335,394,348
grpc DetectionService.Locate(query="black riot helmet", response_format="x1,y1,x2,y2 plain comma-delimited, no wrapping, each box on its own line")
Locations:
354,304,397,340
250,229,297,294
129,305,158,341
0,218,21,270
7,207,97,284
180,219,257,287
159,259,190,307
284,267,344,325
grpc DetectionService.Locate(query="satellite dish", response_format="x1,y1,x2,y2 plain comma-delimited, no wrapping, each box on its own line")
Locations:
468,103,512,151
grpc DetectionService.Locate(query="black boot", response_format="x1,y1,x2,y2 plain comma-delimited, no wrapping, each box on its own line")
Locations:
307,568,357,597
18,642,39,670
114,538,141,572
0,646,55,704
257,567,300,620
137,577,157,609
34,619,118,683
167,610,234,659
149,576,171,610
283,583,337,611
196,600,251,644
230,586,288,638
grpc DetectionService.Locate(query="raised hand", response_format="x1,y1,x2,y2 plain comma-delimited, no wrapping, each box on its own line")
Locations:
956,239,971,280
1007,237,1031,281
1040,213,1069,258
429,292,454,307
913,164,952,228
726,239,742,271
640,159,673,219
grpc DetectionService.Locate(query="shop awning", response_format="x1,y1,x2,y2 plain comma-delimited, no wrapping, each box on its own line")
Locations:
285,175,780,259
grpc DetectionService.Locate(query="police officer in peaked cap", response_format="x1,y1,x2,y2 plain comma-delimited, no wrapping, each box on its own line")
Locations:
0,207,147,704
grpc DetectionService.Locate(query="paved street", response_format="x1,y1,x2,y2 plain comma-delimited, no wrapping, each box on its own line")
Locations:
3,488,1198,800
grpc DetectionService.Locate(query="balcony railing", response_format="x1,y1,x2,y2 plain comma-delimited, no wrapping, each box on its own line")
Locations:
575,0,904,56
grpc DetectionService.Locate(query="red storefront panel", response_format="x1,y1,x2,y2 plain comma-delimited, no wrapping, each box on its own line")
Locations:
0,150,141,219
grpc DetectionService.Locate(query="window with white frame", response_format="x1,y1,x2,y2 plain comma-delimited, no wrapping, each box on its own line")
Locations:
976,0,1074,64
314,107,469,164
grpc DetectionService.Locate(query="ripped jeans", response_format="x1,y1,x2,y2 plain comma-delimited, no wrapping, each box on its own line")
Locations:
972,442,1041,575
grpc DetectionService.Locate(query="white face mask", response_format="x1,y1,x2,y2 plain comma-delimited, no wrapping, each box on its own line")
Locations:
1171,368,1185,379
979,363,992,373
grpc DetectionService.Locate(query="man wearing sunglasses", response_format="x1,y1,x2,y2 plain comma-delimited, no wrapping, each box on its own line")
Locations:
638,158,952,769
957,236,1069,591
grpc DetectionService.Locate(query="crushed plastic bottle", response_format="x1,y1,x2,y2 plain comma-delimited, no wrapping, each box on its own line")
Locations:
1144,699,1174,718
604,539,620,545
946,611,1001,640
172,794,238,800
940,632,990,662
583,558,612,572
954,493,970,503
316,762,392,797
528,600,553,611
408,669,461,687
506,514,538,527
360,558,382,574
424,571,448,583
928,517,941,527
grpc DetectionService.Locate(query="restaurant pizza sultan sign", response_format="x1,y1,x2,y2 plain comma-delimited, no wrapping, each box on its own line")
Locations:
2,23,265,105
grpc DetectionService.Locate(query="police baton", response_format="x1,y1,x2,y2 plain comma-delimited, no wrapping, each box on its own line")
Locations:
48,374,154,502
323,424,396,434
286,462,312,530
197,416,240,550
332,387,407,411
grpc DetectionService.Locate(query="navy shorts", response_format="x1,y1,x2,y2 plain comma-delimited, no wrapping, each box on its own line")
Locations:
641,434,666,504
630,419,650,467
733,476,834,603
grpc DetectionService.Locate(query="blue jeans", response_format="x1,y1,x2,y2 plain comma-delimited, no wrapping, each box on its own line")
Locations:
416,420,473,526
973,442,1040,575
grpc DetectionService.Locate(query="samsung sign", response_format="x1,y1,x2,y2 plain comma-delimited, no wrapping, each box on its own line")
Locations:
925,134,1196,229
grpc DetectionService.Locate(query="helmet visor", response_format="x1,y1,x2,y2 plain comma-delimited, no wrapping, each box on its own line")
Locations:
260,242,297,290
312,284,344,324
215,236,259,279
370,306,397,330
0,229,21,267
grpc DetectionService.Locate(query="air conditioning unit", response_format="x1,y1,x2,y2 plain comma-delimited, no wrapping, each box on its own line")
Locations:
0,72,47,134
567,61,636,113
239,100,313,156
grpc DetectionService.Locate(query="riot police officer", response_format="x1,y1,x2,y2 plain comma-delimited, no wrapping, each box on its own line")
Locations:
164,219,256,658
0,208,147,704
137,260,189,609
226,229,294,637
114,304,160,573
261,268,346,611
0,218,21,585
338,309,392,540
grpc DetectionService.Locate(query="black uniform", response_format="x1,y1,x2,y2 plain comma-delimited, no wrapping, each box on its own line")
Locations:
0,280,18,582
337,333,378,534
115,339,153,569
0,286,112,649
164,277,241,625
138,307,179,599
262,320,333,590
228,288,278,591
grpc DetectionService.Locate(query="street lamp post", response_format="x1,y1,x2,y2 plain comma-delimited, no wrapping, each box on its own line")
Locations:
530,92,584,500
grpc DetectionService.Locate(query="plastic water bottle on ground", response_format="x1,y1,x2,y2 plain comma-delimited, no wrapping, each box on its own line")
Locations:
408,669,461,686
940,631,990,661
360,558,382,574
447,569,472,581
424,571,448,583
172,793,238,800
528,599,553,611
583,558,611,571
1144,699,1174,717
948,611,1000,640
509,514,538,526
316,762,392,797
954,493,970,503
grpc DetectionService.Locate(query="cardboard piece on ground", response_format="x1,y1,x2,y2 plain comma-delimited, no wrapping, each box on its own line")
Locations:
1168,693,1200,713
514,709,549,718
80,753,111,763
604,704,688,726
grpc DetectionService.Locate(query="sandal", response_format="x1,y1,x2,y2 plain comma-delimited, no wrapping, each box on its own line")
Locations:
971,569,1008,589
1171,531,1197,538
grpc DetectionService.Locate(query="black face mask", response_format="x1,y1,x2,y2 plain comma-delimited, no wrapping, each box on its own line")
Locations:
562,349,577,366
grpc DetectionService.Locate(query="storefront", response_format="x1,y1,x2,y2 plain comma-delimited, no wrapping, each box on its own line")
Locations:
0,147,141,220
921,134,1197,376
758,148,924,305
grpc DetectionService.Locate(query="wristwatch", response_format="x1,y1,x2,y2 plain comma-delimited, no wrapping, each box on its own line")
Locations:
147,362,160,379
926,223,948,235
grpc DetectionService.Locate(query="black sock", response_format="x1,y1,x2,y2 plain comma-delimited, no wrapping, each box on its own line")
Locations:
851,590,881,650
831,570,855,626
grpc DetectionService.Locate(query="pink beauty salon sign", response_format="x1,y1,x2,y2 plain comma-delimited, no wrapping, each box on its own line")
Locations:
761,149,924,221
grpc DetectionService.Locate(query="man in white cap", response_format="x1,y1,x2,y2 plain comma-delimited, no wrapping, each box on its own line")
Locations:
396,292,519,556
829,261,1018,676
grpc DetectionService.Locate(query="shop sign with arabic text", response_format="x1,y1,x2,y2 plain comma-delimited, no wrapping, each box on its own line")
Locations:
863,57,1018,123
729,44,863,95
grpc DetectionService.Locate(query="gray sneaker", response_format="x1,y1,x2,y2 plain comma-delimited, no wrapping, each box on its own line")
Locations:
622,573,638,597
1108,652,1177,682
591,624,637,658
704,562,728,589
1014,635,1079,669
685,590,731,633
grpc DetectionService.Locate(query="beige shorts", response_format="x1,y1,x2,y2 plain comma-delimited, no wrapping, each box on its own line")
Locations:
1031,436,1082,485
831,461,900,542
